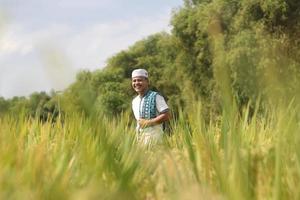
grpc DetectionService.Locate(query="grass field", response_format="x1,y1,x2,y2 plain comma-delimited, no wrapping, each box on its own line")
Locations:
0,101,300,200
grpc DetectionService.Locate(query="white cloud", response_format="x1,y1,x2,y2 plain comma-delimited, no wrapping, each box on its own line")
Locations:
0,23,76,98
58,0,111,8
64,9,172,70
0,6,174,98
0,25,33,56
0,64,51,98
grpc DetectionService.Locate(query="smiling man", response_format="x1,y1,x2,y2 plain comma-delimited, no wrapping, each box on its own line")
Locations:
131,68,170,145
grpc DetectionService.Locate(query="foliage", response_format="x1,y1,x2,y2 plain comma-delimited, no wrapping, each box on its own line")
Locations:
0,101,300,199
1,1,300,199
1,0,300,126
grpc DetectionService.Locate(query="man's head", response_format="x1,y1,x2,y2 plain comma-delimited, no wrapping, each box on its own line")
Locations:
132,69,149,96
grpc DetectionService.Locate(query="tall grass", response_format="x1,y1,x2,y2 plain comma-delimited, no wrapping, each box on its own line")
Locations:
0,101,299,200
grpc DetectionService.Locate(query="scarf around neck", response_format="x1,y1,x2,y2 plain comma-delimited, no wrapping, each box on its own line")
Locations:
140,90,157,119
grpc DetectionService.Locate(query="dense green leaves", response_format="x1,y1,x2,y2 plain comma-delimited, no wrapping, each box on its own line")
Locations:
1,0,300,119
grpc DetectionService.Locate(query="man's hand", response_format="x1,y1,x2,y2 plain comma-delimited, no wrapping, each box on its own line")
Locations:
138,112,170,128
138,118,153,128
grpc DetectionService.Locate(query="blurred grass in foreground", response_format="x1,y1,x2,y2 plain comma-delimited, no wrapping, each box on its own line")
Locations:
0,101,300,200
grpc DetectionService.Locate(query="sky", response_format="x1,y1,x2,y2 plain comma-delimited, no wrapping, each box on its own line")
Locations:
0,0,183,98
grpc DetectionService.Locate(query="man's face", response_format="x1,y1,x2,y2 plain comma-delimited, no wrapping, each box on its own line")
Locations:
132,76,149,95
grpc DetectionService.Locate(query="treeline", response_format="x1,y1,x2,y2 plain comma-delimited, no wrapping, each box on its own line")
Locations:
0,91,60,121
1,0,300,120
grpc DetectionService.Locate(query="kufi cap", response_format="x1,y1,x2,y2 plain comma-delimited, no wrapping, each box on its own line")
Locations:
132,69,148,78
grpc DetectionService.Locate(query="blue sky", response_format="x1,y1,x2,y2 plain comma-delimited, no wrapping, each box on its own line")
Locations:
0,0,183,98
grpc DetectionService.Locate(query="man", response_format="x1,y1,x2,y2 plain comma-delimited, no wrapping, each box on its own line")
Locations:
131,69,170,145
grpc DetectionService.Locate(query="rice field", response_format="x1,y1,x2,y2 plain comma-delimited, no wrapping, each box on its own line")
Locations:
0,101,300,200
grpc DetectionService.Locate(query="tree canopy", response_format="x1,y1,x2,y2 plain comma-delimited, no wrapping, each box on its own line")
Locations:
2,0,300,119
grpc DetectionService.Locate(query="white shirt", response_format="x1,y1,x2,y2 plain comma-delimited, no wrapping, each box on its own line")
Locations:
132,93,169,135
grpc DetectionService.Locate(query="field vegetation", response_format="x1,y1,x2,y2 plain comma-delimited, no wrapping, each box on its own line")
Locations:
1,0,300,199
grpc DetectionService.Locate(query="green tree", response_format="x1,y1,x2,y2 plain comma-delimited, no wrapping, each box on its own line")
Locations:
0,97,9,115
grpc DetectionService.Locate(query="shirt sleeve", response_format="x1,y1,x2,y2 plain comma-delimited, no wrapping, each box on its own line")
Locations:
132,97,140,120
156,94,169,113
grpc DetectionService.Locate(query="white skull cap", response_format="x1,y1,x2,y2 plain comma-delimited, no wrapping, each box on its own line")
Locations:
132,69,148,78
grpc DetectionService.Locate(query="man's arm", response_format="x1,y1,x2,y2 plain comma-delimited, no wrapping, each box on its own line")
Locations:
138,110,170,128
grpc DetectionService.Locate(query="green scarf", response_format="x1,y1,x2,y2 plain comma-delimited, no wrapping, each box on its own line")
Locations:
140,90,157,119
